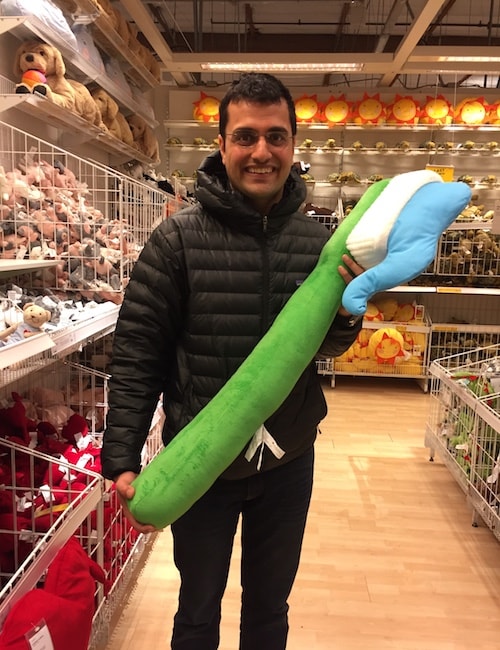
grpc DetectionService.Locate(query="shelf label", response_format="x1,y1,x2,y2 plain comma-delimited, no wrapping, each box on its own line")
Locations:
425,164,455,181
436,286,463,294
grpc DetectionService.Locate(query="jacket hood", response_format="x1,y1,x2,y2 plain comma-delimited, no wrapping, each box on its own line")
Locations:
194,150,307,236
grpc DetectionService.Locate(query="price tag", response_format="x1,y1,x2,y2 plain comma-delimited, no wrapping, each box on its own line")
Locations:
425,164,454,181
490,199,500,235
26,620,54,650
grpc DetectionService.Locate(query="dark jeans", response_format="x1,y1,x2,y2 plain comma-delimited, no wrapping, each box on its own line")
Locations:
170,447,314,650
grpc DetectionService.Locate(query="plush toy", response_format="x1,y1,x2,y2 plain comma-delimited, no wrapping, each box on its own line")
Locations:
13,39,75,110
126,114,160,162
322,94,353,125
15,68,48,96
90,88,134,146
294,94,321,123
0,536,107,650
127,170,471,529
454,97,489,125
353,92,386,125
385,94,420,125
14,39,104,127
0,303,51,347
420,95,454,125
193,92,220,122
342,170,471,315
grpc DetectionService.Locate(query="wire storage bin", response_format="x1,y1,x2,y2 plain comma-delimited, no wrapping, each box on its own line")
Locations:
332,304,431,386
425,344,500,539
0,353,166,645
89,398,165,650
0,120,182,301
0,359,108,624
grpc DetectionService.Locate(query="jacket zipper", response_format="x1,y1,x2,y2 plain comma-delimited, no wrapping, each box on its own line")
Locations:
261,215,270,334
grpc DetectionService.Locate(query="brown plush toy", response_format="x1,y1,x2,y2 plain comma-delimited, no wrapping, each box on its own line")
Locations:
14,39,76,111
90,88,134,146
127,114,160,162
14,40,105,128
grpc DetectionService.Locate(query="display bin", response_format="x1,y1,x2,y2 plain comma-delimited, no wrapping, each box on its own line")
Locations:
332,308,431,386
425,344,500,539
428,324,500,364
0,436,104,625
0,359,109,622
89,398,166,650
0,120,181,301
0,353,167,646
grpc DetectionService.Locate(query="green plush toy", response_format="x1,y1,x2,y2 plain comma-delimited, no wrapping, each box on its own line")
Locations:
129,171,471,529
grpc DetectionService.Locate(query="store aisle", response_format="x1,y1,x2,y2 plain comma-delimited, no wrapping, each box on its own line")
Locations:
104,377,500,650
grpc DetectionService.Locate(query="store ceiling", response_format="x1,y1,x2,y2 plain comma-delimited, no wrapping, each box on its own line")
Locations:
120,0,500,91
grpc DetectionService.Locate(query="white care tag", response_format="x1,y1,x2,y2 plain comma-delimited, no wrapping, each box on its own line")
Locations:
26,620,54,650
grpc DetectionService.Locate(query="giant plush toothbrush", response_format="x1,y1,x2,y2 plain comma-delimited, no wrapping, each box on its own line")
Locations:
129,170,471,528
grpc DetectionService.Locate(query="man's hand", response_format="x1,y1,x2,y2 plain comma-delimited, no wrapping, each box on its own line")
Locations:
114,471,159,534
337,254,364,317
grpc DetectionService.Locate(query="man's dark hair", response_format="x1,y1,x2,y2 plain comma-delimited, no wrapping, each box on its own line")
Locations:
219,73,297,138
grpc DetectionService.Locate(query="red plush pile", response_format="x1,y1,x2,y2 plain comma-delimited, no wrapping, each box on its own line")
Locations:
0,537,107,649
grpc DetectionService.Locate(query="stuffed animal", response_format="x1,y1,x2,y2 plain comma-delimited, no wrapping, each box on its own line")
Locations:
90,88,134,146
0,537,107,650
14,39,75,111
14,39,104,127
126,114,160,162
0,303,51,347
128,171,471,529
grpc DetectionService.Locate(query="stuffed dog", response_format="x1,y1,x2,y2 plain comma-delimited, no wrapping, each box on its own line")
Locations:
14,39,104,128
127,114,160,162
90,88,134,146
14,39,75,111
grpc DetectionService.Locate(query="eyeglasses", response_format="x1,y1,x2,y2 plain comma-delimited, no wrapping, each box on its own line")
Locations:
225,129,292,149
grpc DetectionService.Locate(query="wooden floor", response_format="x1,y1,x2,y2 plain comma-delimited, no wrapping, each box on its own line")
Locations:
104,376,500,650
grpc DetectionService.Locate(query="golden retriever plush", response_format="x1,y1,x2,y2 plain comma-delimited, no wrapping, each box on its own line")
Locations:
90,88,134,146
14,40,104,128
127,114,160,162
14,39,75,110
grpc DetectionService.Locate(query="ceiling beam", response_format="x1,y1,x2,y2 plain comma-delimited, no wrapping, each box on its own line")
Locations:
378,0,448,86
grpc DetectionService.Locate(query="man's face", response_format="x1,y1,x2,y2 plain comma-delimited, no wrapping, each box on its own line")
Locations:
218,99,295,215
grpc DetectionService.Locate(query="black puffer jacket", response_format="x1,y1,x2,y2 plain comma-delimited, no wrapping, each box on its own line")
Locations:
101,151,361,481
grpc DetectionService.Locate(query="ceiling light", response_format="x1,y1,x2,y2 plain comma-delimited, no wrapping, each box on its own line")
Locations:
200,62,364,72
437,56,500,63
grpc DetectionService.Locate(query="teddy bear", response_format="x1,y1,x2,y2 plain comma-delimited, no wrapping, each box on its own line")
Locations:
90,88,134,146
14,40,104,128
126,114,160,162
0,303,52,347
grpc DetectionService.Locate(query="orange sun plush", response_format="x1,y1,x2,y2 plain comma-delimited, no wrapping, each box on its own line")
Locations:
323,95,353,125
193,92,220,122
420,95,454,125
486,99,500,124
454,97,488,125
294,94,321,123
353,93,386,125
368,328,407,365
386,95,420,125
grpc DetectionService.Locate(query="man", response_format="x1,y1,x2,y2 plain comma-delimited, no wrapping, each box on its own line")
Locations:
101,73,363,649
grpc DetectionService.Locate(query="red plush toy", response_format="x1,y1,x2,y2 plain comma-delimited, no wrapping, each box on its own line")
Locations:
0,537,107,650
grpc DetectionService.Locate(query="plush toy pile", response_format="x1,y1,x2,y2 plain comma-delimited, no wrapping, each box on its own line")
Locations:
0,384,136,593
0,536,107,650
0,153,147,303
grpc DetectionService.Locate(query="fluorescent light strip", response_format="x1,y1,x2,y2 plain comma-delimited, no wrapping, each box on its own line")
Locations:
438,56,500,62
201,62,364,72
